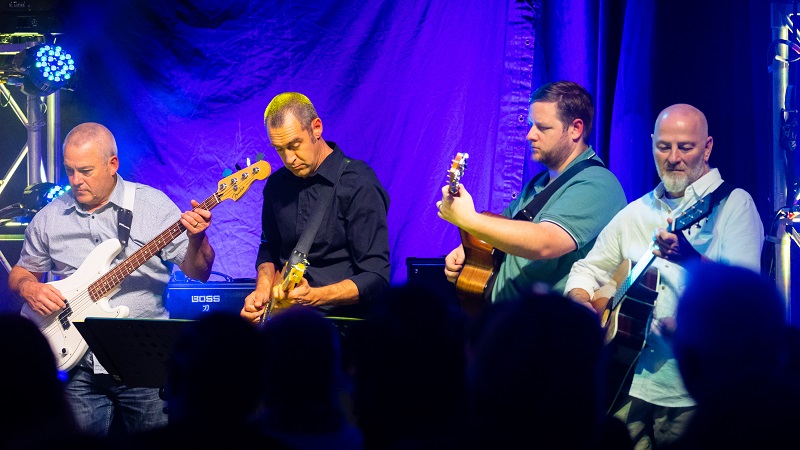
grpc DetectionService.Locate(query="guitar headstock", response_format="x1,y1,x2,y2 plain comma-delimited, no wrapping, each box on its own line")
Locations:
447,152,469,195
217,159,272,202
672,195,713,232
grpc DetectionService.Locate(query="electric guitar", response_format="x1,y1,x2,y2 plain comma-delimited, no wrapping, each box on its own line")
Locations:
260,251,308,323
21,160,271,372
593,197,715,412
446,153,505,318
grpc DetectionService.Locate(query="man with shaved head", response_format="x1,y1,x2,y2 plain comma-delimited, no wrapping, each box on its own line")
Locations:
565,104,764,448
9,122,216,436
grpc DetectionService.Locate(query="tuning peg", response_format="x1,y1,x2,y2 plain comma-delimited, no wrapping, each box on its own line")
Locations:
235,163,242,171
222,168,233,177
256,152,265,161
246,157,251,167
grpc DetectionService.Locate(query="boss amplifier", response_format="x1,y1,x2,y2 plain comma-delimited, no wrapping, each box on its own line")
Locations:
165,280,255,320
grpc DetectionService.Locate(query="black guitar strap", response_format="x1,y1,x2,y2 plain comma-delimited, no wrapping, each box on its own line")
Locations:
288,157,351,268
679,181,735,229
672,181,735,262
117,180,136,248
478,158,604,303
513,158,605,221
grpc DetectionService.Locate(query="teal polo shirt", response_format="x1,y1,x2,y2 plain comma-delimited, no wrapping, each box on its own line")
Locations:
491,147,627,302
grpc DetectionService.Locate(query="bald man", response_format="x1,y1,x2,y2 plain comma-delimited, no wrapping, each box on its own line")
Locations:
564,104,764,448
9,122,215,436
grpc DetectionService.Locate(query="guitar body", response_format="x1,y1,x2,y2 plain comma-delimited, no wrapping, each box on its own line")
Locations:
593,258,660,412
263,261,306,320
20,239,131,372
455,212,505,318
20,160,271,372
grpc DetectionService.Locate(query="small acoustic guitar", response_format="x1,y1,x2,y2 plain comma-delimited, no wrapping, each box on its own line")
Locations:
446,153,505,318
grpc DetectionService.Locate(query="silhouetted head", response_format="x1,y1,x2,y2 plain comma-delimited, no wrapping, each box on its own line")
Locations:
0,314,75,445
673,262,787,403
352,283,468,446
166,312,263,426
260,305,343,410
467,292,606,448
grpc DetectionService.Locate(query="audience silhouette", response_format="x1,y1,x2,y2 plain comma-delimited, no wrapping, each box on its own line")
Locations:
465,291,629,449
12,264,800,449
133,312,281,448
0,314,84,450
351,283,468,450
257,305,362,449
668,262,800,449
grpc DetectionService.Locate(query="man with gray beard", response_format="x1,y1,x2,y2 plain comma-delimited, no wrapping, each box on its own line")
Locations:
564,104,764,449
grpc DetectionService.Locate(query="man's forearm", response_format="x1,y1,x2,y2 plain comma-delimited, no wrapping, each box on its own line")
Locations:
255,262,278,292
9,265,41,298
311,279,360,307
181,235,215,281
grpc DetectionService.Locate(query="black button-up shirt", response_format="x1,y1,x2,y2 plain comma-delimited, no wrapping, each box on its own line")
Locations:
256,142,390,317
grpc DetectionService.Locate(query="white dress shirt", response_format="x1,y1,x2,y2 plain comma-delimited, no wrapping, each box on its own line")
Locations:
564,168,764,407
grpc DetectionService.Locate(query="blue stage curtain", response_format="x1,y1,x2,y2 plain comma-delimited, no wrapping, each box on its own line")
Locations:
46,0,770,287
58,0,539,284
532,0,654,201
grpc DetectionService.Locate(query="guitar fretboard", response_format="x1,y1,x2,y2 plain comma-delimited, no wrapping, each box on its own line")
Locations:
610,251,656,310
87,193,221,301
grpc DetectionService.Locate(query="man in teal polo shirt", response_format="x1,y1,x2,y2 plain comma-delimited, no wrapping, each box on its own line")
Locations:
438,80,627,303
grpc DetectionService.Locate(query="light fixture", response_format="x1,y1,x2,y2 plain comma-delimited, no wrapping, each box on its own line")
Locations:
0,182,70,226
0,42,75,96
20,182,70,213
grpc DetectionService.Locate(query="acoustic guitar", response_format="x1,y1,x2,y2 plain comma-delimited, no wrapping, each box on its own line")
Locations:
593,253,660,413
446,153,505,318
593,197,716,412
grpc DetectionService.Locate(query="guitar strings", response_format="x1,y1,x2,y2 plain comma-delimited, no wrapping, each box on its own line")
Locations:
38,180,239,342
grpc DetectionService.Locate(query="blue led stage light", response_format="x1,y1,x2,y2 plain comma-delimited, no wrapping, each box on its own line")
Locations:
0,42,76,95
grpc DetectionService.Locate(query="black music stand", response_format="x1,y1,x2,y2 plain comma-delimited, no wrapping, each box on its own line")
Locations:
74,318,189,388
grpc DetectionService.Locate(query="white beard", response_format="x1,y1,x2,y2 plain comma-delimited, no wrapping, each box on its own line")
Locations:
657,163,706,195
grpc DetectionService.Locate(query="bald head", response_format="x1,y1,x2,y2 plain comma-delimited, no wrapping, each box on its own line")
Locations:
63,122,118,161
652,103,713,197
654,104,708,139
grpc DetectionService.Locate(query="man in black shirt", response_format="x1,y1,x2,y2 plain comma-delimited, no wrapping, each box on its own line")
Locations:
240,92,390,320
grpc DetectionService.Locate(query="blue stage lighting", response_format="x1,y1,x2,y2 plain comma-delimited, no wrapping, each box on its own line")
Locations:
22,43,75,95
21,182,69,213
0,42,76,96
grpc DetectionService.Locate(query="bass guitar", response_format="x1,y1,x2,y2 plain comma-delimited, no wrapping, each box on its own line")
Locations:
260,251,308,323
593,197,715,412
21,160,271,372
446,153,504,318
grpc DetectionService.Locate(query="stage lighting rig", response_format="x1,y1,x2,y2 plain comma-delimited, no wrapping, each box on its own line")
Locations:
0,182,70,221
0,42,75,96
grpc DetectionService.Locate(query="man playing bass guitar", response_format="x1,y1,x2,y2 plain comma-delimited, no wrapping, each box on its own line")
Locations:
9,122,216,436
438,81,626,309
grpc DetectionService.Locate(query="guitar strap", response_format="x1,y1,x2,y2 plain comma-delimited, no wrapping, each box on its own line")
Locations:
672,181,735,262
476,158,603,303
288,157,351,268
117,179,136,248
513,158,605,221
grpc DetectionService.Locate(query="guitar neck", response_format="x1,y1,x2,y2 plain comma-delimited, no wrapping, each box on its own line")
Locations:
87,193,222,301
609,251,657,311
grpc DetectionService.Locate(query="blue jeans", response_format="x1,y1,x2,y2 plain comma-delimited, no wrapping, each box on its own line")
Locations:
64,367,167,436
